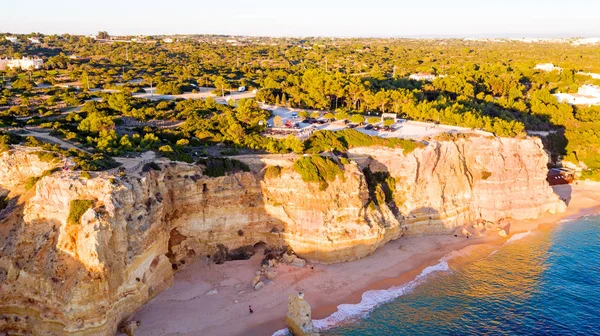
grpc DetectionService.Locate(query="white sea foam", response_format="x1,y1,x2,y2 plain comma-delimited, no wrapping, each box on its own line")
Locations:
272,260,450,335
506,230,532,243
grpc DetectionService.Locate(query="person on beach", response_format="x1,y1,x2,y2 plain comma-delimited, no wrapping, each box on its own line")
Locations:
249,305,254,314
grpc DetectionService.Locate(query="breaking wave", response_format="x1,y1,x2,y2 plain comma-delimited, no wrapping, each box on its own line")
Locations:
272,259,451,335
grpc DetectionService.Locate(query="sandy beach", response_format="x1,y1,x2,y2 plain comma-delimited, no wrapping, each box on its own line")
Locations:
127,183,600,336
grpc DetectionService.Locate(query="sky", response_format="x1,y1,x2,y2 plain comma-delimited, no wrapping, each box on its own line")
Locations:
2,0,600,38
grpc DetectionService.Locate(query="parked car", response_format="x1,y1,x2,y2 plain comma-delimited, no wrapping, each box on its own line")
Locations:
364,124,374,130
348,124,357,128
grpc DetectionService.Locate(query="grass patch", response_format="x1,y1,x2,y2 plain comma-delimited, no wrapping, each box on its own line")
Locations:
293,155,343,190
24,168,61,190
80,171,92,179
25,176,42,190
197,157,250,177
264,165,282,179
34,151,58,163
305,129,424,154
67,200,93,226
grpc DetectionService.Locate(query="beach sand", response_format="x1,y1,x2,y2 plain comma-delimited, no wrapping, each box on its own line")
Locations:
128,183,600,336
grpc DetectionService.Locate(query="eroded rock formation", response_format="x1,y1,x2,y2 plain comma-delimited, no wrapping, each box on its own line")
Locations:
0,135,565,335
286,292,319,336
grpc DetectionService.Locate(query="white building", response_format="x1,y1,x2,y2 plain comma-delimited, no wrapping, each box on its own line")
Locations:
5,36,18,43
554,85,600,106
572,38,600,46
27,37,41,44
409,72,437,81
163,38,173,43
535,63,562,72
0,57,44,71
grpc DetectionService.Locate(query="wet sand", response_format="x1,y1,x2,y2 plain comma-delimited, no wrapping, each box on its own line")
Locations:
128,183,600,336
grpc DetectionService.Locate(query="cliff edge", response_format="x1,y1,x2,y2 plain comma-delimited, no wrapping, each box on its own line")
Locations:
0,135,565,335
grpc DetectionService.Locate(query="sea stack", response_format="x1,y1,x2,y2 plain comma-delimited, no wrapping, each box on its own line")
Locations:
286,292,319,336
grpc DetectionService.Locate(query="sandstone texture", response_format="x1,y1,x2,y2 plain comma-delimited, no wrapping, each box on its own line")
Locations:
0,135,565,335
286,293,319,336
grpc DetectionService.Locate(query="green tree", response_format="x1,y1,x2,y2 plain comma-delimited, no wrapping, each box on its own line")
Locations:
350,114,365,124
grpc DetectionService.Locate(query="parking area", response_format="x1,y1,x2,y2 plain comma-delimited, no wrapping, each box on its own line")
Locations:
262,106,492,140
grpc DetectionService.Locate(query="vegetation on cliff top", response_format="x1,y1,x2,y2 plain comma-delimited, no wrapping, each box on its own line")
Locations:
67,199,93,226
264,165,282,179
293,155,343,190
198,157,250,177
24,168,61,190
305,129,425,154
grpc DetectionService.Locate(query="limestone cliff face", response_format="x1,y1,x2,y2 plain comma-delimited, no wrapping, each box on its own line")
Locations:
0,160,283,335
262,136,565,262
0,135,565,335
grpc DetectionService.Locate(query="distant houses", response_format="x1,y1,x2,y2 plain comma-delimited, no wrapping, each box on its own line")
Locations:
577,72,600,79
409,72,436,81
554,85,600,106
5,36,18,43
534,63,562,72
163,38,174,43
0,57,44,71
27,37,41,44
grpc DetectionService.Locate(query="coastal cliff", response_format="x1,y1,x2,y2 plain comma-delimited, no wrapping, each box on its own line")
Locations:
0,135,565,335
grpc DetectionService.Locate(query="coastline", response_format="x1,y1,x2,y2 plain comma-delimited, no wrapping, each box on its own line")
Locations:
129,183,600,336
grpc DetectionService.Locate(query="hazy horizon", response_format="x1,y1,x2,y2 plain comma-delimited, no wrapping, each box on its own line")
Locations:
2,0,600,38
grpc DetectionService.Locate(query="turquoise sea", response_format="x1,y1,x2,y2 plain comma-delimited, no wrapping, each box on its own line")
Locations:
318,215,600,335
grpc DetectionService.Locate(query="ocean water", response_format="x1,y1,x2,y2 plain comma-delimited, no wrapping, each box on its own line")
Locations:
321,215,600,336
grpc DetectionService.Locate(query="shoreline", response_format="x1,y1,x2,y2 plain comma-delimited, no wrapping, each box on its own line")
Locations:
129,183,600,336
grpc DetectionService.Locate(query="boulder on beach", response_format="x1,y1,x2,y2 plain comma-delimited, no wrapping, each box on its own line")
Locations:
206,288,218,296
291,257,306,268
265,270,278,280
120,321,139,336
251,275,261,287
254,281,265,291
286,292,319,336
282,253,295,264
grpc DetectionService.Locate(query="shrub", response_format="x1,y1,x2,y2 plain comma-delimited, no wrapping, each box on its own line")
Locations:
481,171,492,180
25,168,61,190
67,200,93,226
264,165,282,179
0,132,22,152
198,157,250,177
80,171,92,179
25,176,42,190
305,129,424,154
293,155,343,190
35,151,58,163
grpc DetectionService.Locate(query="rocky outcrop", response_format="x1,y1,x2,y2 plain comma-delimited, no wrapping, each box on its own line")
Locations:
286,292,319,336
0,135,565,335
